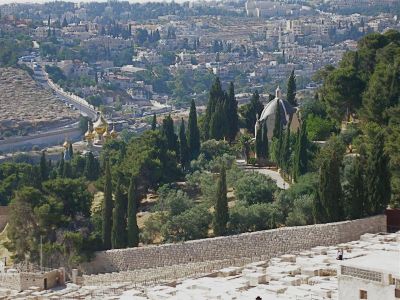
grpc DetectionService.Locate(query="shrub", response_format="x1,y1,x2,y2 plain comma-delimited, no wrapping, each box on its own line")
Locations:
234,172,277,205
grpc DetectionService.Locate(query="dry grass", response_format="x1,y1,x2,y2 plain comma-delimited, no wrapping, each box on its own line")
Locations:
0,67,79,135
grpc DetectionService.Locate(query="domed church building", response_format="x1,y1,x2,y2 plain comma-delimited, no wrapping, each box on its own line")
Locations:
256,86,299,139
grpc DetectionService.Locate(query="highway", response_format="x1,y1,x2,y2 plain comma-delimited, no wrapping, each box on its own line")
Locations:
33,65,98,120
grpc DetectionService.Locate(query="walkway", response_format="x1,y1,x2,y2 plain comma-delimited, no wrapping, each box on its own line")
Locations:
236,159,290,190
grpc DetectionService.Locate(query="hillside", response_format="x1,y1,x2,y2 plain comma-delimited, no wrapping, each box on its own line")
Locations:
0,68,79,138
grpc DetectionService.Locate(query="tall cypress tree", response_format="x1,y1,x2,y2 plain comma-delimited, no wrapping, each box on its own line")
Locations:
179,118,189,170
102,158,113,250
272,102,283,166
68,142,73,158
84,151,97,181
262,122,269,159
273,101,282,139
281,125,291,174
151,113,157,130
255,123,263,159
287,70,297,106
112,175,127,249
127,175,139,247
317,137,344,223
40,151,48,181
204,77,224,139
214,165,228,236
187,99,200,160
209,101,226,140
63,162,73,178
345,155,365,219
162,115,179,155
366,131,391,215
58,154,65,177
293,120,308,182
243,90,263,133
226,82,239,143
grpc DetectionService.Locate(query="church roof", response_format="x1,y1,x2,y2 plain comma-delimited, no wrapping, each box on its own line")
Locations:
259,97,296,125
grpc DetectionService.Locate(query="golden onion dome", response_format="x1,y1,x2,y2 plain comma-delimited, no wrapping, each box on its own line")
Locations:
84,121,94,140
103,126,111,138
93,114,107,134
63,140,69,148
110,124,118,138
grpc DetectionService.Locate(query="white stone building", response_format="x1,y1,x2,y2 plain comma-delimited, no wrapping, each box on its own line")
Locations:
338,251,400,300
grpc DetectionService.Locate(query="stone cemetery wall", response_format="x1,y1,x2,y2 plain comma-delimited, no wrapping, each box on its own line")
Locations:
83,215,386,274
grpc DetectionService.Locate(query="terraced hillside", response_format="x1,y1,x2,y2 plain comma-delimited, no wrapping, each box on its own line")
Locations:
0,68,79,138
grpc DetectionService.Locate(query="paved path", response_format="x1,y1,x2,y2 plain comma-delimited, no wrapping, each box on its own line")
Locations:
236,159,290,190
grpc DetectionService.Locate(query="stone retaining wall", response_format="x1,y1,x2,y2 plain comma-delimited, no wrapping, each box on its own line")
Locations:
82,215,386,274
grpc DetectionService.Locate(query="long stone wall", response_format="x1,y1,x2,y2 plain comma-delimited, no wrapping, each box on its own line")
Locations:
82,215,386,274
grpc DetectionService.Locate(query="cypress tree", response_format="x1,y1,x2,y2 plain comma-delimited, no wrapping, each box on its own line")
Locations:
281,125,291,175
255,123,263,159
151,113,157,130
262,122,269,159
63,162,72,178
214,165,228,236
209,101,226,140
287,70,297,106
226,82,239,143
40,151,48,181
243,90,263,133
112,175,127,249
187,99,200,160
293,120,308,182
317,137,344,223
68,143,73,158
58,154,64,177
179,118,189,170
84,151,97,181
127,175,139,247
162,115,179,155
345,156,365,219
102,158,113,250
273,101,282,139
366,131,391,215
204,77,224,139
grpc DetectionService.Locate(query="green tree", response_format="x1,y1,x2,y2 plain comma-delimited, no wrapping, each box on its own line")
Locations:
84,152,98,181
179,118,189,170
58,154,65,178
209,101,227,140
40,151,48,181
162,115,179,155
255,123,263,159
316,136,345,223
344,155,365,219
187,99,201,160
225,82,239,142
213,165,228,236
63,162,73,178
240,90,264,133
102,158,113,250
151,113,157,130
287,70,297,106
362,62,400,124
366,131,391,215
112,176,127,249
68,143,73,158
203,77,224,139
293,121,308,182
320,67,364,121
127,175,139,247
